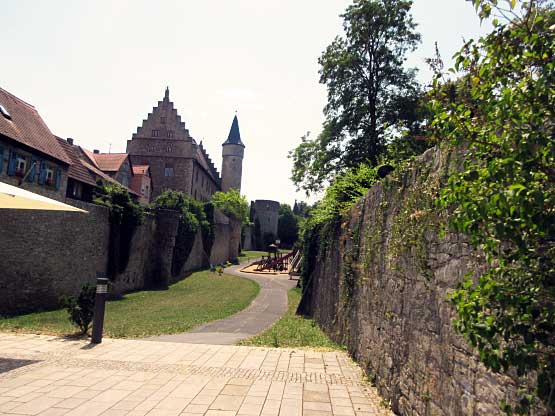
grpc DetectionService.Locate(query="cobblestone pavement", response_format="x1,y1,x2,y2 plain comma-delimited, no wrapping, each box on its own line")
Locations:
0,333,391,416
149,265,297,345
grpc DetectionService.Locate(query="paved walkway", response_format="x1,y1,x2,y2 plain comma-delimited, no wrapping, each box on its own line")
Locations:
149,265,297,345
0,333,391,416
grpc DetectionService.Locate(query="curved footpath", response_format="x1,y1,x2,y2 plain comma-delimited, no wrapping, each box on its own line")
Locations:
147,262,298,345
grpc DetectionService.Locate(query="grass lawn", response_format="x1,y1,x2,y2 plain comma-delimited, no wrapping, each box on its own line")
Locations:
0,270,260,338
238,287,343,350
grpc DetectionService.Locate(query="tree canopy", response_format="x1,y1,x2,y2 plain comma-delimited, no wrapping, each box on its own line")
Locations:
211,188,250,225
277,204,299,247
289,0,422,195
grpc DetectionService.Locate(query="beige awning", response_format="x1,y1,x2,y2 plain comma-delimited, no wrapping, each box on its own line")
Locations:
0,181,88,212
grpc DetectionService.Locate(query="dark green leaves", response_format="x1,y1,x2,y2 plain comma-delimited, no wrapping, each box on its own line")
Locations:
433,2,555,412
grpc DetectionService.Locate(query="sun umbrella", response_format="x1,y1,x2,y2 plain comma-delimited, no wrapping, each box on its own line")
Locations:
0,181,88,212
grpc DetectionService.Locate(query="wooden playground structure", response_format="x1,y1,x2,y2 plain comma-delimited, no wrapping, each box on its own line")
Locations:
241,246,302,278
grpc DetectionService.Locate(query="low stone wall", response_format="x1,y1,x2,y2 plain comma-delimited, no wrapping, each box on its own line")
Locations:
299,147,524,415
0,201,239,315
0,200,109,314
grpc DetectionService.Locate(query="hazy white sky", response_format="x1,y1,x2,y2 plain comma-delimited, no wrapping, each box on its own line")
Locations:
1,0,491,206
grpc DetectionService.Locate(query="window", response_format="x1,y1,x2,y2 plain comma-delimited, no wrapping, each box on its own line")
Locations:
152,129,160,137
167,130,174,138
15,156,26,176
45,167,54,185
164,167,174,177
160,117,166,124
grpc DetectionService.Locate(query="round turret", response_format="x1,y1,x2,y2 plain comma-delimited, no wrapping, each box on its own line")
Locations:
221,115,245,192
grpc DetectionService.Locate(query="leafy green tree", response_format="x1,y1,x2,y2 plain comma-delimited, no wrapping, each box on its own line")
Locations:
289,0,421,195
277,204,299,247
431,1,555,412
211,188,250,225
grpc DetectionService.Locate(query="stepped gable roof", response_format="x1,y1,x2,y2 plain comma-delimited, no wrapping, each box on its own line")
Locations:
55,137,98,186
196,142,221,184
223,114,244,147
92,153,130,172
0,87,71,164
132,87,192,141
132,165,150,175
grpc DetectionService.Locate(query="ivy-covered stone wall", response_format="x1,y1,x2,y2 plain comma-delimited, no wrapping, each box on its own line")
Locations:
299,147,524,415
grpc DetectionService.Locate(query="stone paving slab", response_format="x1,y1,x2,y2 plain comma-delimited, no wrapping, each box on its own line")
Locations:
0,333,392,416
148,265,297,345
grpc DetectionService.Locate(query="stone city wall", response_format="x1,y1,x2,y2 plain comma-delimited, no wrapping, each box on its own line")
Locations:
299,147,528,415
0,201,239,315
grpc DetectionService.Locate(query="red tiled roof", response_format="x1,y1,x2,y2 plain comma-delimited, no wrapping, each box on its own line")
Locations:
0,87,71,164
55,136,141,197
80,158,141,197
92,153,129,172
55,137,98,187
132,165,150,175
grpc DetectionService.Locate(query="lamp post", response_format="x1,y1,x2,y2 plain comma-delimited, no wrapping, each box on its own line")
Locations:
91,276,109,344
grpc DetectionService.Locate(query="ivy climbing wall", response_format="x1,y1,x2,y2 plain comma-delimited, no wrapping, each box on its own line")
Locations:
299,147,526,415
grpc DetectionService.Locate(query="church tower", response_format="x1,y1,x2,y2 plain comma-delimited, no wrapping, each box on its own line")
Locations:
221,115,245,192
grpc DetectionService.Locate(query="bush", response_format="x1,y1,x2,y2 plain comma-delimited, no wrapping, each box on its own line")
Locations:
61,284,96,335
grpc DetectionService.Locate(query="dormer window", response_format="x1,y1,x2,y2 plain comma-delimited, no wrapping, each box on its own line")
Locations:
0,104,11,120
152,129,160,137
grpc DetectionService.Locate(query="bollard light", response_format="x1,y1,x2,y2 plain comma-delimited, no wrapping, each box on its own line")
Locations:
91,277,109,344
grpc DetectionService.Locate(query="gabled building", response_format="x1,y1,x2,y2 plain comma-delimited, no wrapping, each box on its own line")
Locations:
126,88,245,200
55,136,141,203
130,165,153,205
89,152,133,189
0,87,71,201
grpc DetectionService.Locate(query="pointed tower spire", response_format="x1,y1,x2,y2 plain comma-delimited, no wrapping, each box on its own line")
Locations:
164,86,170,100
221,114,245,192
223,114,244,146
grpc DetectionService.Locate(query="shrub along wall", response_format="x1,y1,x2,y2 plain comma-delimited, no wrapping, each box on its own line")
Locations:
299,147,528,415
0,201,239,315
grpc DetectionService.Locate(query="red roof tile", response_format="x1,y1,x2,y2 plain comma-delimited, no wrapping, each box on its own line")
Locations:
92,153,129,172
0,87,71,164
132,165,150,175
55,137,98,187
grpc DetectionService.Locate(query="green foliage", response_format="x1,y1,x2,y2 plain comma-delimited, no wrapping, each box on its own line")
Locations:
94,183,144,276
289,0,422,195
61,283,96,335
430,2,555,412
277,204,299,247
152,191,212,277
300,163,380,286
211,188,250,225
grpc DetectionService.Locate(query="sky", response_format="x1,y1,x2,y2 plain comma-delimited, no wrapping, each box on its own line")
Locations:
1,0,492,206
